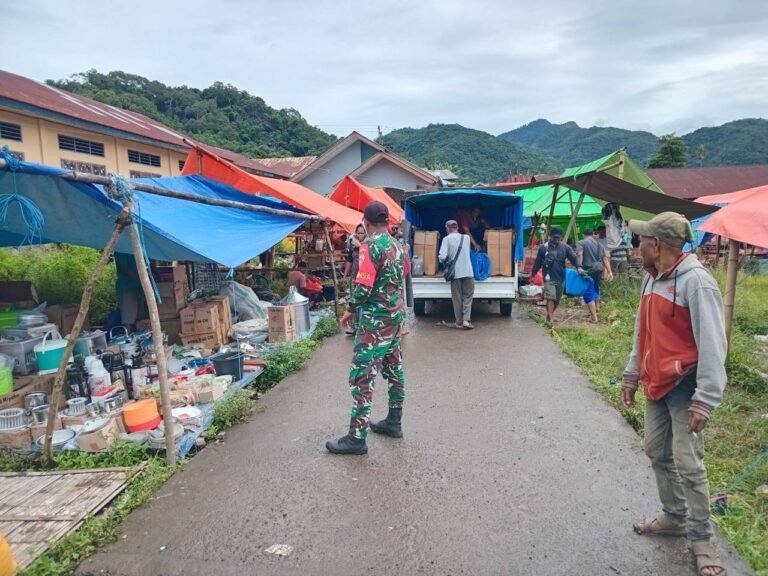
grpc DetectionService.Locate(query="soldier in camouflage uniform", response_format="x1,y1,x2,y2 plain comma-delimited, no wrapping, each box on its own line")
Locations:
326,201,406,455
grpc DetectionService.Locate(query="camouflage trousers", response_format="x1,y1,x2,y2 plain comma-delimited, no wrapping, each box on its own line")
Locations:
348,323,405,439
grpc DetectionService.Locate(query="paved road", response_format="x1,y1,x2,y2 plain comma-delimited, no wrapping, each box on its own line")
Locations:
80,305,751,576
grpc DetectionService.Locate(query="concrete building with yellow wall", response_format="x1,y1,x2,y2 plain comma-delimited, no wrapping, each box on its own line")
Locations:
0,69,289,179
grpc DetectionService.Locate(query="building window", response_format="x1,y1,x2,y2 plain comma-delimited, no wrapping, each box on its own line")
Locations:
0,122,22,142
58,134,105,157
61,158,106,176
128,150,161,167
178,160,186,172
129,170,161,179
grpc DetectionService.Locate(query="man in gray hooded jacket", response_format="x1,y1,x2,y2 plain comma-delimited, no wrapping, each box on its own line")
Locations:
620,212,728,576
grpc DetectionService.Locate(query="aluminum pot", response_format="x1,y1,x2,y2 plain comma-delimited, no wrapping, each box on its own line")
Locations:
284,286,310,336
24,392,47,411
31,404,49,424
66,397,88,416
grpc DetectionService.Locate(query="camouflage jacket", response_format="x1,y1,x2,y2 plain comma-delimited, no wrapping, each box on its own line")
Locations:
348,232,406,326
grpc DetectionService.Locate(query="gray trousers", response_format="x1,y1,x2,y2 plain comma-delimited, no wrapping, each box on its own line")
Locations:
450,277,475,325
644,375,712,541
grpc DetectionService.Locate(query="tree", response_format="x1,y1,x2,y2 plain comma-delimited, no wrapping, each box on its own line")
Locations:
648,134,687,168
696,144,707,167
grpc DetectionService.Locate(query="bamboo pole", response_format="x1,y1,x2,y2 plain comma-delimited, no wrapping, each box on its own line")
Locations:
564,178,589,245
724,239,739,345
127,221,176,466
568,190,579,240
0,158,320,221
323,223,340,319
42,207,131,465
545,185,559,240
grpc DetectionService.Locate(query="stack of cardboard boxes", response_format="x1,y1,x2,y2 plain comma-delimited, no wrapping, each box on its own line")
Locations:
484,229,516,276
413,230,440,276
179,295,232,350
153,265,189,345
267,305,297,342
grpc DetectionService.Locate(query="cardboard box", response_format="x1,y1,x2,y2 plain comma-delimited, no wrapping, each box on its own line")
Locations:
196,383,224,404
61,412,92,428
0,426,33,450
156,281,187,319
194,303,220,334
30,417,62,442
413,230,440,276
0,374,62,411
180,306,197,335
180,331,223,350
267,306,296,342
77,416,120,452
154,264,188,285
45,304,85,335
485,229,515,277
205,295,232,335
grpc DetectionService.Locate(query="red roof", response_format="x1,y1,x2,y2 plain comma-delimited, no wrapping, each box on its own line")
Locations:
181,146,363,232
0,69,188,148
647,165,768,199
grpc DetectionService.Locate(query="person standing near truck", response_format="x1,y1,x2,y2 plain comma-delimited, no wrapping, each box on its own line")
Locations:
456,203,490,251
439,220,475,329
326,201,406,455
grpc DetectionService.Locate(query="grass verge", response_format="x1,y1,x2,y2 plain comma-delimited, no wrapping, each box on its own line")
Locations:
530,269,768,574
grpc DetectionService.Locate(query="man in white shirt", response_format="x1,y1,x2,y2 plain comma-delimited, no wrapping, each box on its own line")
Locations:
439,220,475,329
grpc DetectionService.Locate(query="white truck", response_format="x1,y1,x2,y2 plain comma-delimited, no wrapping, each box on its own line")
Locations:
405,189,524,317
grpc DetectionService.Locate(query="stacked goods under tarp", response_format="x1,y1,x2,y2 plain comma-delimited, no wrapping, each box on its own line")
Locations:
413,231,440,276
179,295,232,352
485,230,515,276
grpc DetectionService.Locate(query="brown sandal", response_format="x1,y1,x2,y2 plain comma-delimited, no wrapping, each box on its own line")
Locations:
691,540,727,576
632,515,686,537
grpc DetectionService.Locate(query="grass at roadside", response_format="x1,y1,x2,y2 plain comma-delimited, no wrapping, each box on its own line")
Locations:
531,269,768,575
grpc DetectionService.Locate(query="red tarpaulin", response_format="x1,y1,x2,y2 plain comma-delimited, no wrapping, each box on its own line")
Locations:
181,147,363,233
329,176,404,226
696,188,761,205
698,185,768,248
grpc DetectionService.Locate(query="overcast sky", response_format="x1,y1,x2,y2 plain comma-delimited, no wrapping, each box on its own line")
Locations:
3,0,767,140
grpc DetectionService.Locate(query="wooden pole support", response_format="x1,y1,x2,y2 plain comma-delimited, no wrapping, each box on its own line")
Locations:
545,185,559,240
565,192,587,245
42,208,131,465
724,239,739,345
127,221,176,467
323,223,340,319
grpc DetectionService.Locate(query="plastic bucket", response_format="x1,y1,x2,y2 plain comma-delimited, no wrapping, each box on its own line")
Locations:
210,351,244,381
33,333,69,373
0,367,11,396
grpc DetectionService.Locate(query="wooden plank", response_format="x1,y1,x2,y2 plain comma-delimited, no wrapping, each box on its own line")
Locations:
0,476,60,511
0,465,133,477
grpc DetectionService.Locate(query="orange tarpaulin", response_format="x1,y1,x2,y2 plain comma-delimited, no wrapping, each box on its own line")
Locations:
181,147,363,233
696,188,761,205
329,176,404,226
698,185,768,249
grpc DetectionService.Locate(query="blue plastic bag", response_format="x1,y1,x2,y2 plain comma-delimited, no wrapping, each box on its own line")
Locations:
564,268,591,296
470,251,491,281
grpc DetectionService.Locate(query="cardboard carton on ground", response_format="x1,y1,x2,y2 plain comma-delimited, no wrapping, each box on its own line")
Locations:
0,426,33,450
267,306,296,342
180,306,197,335
197,383,224,404
485,229,515,277
180,331,223,350
156,280,187,319
77,416,120,452
0,374,61,411
413,230,440,276
194,303,220,334
45,304,85,335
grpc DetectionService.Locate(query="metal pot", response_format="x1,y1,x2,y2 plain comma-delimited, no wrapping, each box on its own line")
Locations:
25,392,47,411
31,404,49,424
0,408,26,430
284,286,310,336
66,397,88,416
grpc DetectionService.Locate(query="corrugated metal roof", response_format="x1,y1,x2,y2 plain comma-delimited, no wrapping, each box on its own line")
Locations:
255,156,317,178
647,165,768,199
199,145,292,178
0,69,189,148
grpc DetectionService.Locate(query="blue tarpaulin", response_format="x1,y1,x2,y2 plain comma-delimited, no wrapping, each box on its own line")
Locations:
0,160,307,267
405,189,525,261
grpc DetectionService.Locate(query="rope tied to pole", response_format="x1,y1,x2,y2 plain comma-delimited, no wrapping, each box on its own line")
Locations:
106,173,135,204
0,146,45,245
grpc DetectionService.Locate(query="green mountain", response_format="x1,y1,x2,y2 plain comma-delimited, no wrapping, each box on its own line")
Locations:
499,119,659,168
47,70,338,158
682,119,768,166
382,123,558,183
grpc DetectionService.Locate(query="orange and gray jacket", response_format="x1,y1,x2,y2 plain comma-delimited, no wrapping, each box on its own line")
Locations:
622,254,727,417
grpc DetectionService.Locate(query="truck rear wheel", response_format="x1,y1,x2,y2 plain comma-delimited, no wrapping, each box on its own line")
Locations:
414,301,426,317
500,302,513,316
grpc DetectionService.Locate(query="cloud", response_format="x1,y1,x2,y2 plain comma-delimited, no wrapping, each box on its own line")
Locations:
2,0,767,138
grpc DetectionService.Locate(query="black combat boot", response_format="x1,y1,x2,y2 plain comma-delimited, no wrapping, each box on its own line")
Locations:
326,434,368,455
370,407,403,438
